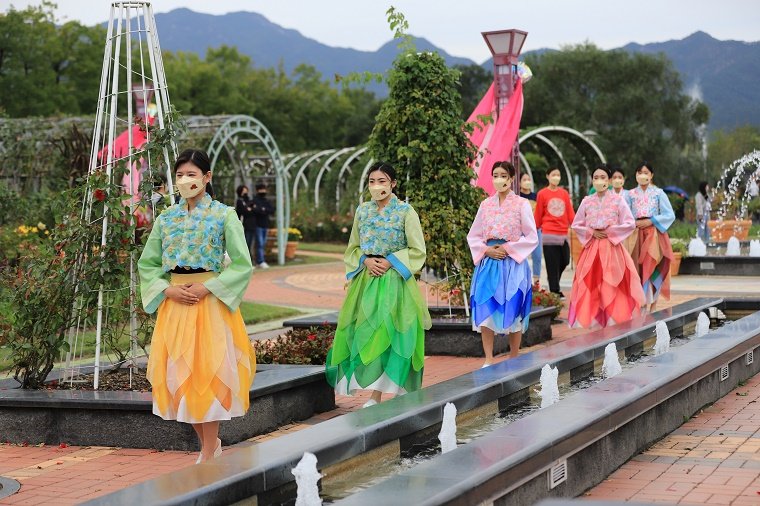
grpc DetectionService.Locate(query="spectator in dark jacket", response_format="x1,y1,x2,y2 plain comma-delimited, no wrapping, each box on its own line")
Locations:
250,183,274,268
236,185,256,262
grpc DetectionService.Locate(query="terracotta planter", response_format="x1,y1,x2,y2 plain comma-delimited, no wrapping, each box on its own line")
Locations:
285,241,299,260
708,219,752,243
670,252,682,276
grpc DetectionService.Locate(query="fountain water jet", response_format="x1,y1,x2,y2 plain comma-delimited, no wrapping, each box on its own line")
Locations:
538,364,560,408
696,312,711,337
688,237,707,257
726,237,741,256
654,321,670,355
601,343,623,378
438,402,458,454
292,452,322,506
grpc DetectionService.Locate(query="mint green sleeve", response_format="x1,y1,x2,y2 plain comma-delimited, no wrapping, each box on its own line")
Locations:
203,208,254,311
137,219,170,314
344,210,366,280
386,207,426,280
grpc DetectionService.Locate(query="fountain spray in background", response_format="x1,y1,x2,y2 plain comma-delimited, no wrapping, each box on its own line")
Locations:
292,452,322,506
688,237,708,257
653,321,671,356
726,237,742,256
602,343,623,378
539,364,560,408
695,312,711,338
438,402,458,454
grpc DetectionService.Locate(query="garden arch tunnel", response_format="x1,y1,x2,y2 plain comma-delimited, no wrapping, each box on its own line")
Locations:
204,115,290,265
518,126,607,198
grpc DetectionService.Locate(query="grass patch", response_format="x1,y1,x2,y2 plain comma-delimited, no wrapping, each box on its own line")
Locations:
239,302,303,325
298,242,345,254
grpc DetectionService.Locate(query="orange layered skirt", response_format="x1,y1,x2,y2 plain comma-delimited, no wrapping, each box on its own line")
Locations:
147,273,254,423
568,238,645,329
631,226,673,304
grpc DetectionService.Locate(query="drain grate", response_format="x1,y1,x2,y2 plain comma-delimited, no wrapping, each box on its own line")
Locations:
720,364,729,382
548,459,567,489
747,350,754,366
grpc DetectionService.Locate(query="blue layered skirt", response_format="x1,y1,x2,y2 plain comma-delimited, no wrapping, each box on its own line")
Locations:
471,239,533,334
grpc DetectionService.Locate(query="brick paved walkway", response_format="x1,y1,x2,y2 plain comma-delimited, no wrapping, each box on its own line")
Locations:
0,252,755,504
583,373,760,505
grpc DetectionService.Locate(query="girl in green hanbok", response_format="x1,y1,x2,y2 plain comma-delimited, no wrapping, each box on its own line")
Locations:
326,162,431,407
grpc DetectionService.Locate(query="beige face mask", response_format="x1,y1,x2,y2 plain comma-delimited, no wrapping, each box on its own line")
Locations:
593,180,609,193
369,184,392,201
176,175,206,199
493,177,511,192
548,175,561,186
636,173,651,186
520,180,533,192
611,178,625,189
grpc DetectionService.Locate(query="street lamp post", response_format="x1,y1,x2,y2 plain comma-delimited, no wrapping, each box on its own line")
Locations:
482,29,528,192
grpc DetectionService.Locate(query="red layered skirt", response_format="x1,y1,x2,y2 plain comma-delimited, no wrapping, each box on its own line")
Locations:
568,238,645,329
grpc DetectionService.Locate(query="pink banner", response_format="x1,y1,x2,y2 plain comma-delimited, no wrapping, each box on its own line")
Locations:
475,79,524,195
467,83,495,149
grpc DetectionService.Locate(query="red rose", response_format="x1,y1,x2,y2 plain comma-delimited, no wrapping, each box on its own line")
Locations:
93,189,107,202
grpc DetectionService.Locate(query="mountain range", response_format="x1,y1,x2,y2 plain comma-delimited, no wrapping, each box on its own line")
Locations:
151,8,759,132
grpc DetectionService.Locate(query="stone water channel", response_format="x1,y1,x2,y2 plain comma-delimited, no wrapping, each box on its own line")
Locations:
319,317,715,501
85,297,760,506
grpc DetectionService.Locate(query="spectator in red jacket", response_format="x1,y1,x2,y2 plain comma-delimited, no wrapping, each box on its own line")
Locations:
534,167,575,297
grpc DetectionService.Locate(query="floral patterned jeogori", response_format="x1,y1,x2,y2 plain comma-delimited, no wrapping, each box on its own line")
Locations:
158,193,230,272
356,195,410,256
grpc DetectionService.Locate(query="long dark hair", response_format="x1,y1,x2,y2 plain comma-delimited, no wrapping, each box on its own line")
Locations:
174,148,214,198
491,161,515,177
698,181,709,197
367,161,397,182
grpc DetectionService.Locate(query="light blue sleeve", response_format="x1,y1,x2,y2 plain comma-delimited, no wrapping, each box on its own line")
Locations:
651,190,676,232
624,191,634,212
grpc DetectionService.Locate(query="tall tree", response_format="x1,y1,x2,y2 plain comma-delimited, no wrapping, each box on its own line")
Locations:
521,43,709,188
369,13,484,284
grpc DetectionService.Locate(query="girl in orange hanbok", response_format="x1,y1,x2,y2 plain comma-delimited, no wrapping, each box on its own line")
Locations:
138,149,254,463
568,165,644,328
625,162,676,313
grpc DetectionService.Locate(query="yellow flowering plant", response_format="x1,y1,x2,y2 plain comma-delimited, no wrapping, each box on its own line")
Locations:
288,227,303,241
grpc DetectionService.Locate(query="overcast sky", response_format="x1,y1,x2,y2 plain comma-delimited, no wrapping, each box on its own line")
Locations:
5,0,759,62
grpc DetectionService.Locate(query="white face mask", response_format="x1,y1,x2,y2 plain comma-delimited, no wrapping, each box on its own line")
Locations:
493,177,511,192
636,173,651,186
548,175,561,186
369,184,392,201
593,180,609,193
176,175,206,199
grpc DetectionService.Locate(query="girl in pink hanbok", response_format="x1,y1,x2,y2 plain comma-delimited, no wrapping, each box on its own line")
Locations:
568,165,644,329
468,161,538,366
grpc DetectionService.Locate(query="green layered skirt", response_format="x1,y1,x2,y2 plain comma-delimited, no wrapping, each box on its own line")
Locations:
326,269,431,395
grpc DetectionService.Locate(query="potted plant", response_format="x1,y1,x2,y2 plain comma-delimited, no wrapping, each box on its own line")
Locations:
286,227,302,259
670,239,687,276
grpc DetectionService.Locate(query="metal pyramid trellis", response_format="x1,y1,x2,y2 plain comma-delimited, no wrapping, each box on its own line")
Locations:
65,1,177,389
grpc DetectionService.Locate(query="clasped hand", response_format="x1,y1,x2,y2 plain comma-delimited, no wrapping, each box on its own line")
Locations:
485,244,508,260
165,283,210,305
635,218,652,229
364,257,391,277
592,229,608,239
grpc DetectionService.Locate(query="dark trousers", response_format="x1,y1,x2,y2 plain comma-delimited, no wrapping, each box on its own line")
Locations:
254,227,268,265
543,242,570,294
244,229,255,254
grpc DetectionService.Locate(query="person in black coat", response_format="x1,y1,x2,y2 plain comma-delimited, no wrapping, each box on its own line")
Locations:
250,183,275,268
235,185,256,260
